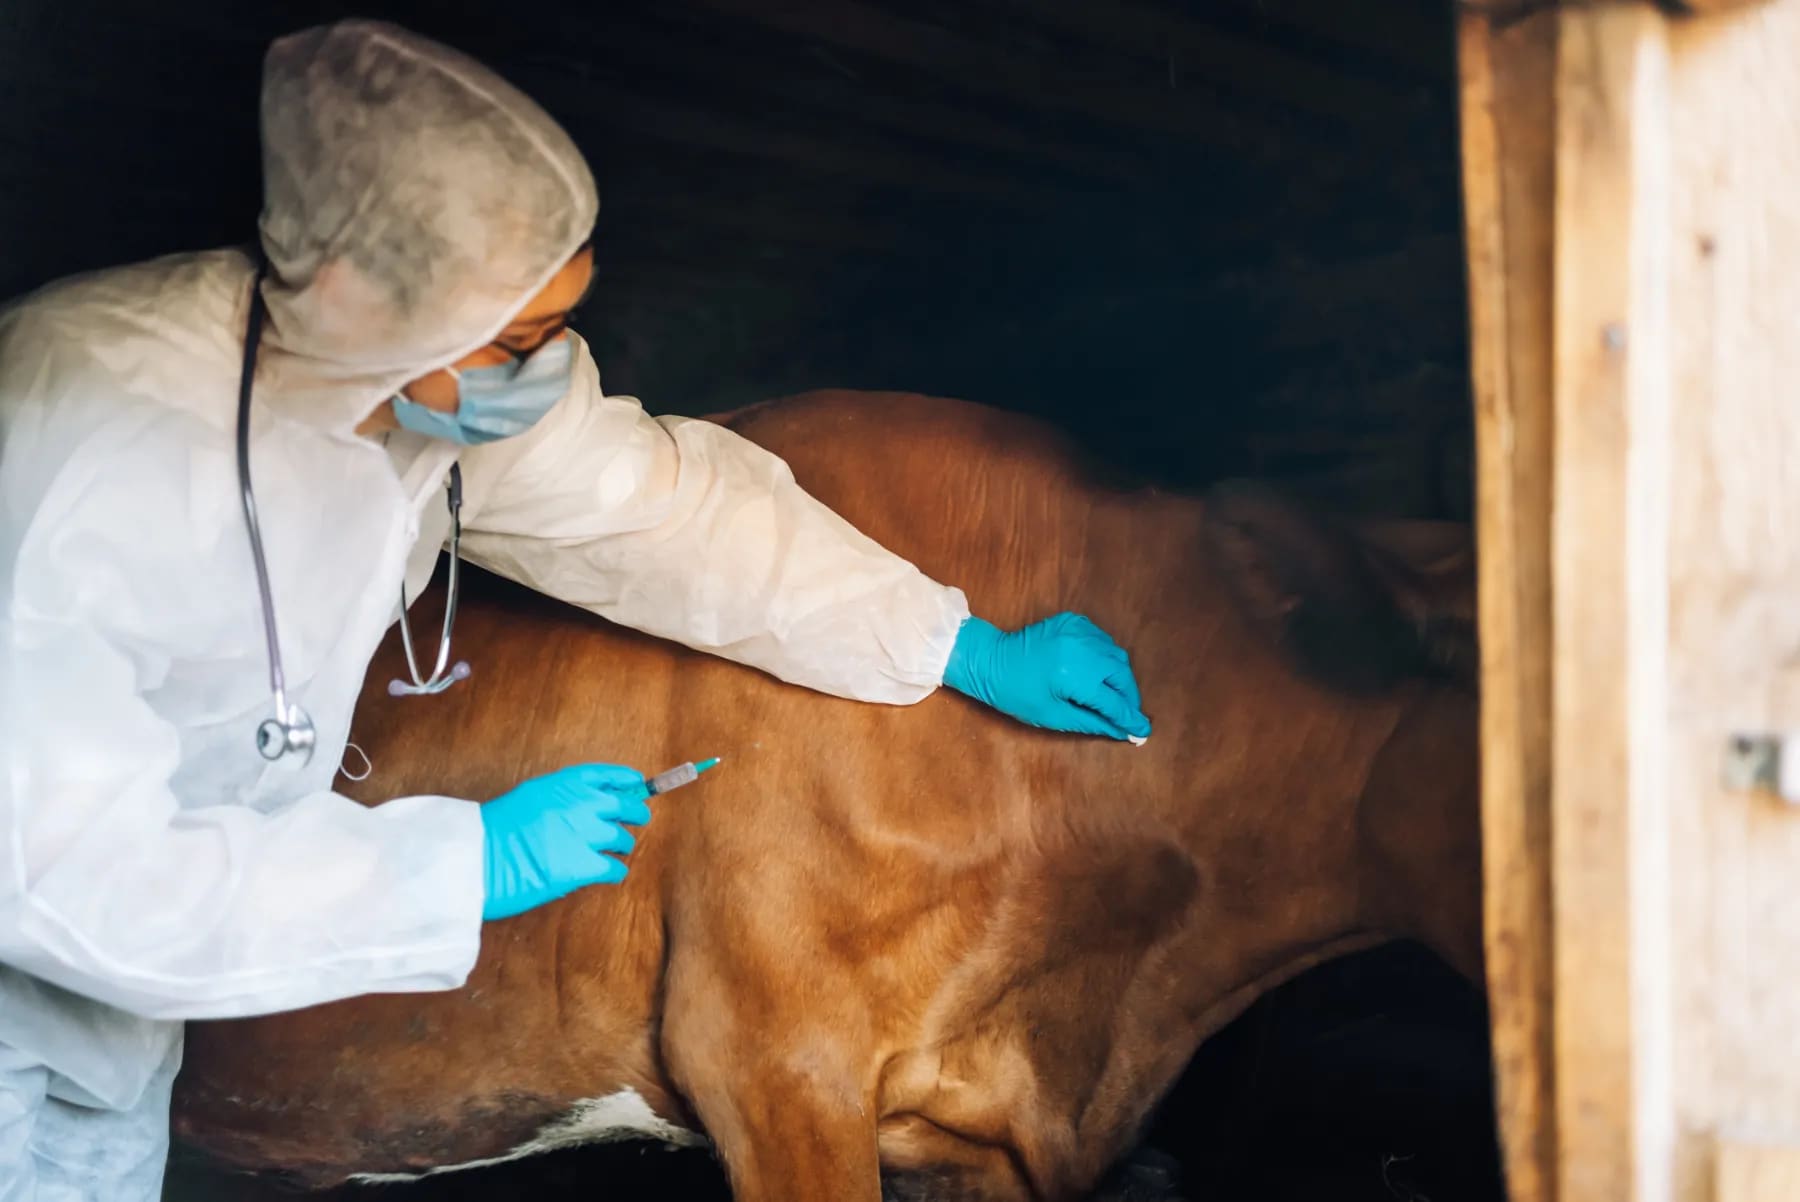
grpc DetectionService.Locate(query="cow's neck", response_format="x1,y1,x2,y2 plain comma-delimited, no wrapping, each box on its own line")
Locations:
1170,677,1483,1047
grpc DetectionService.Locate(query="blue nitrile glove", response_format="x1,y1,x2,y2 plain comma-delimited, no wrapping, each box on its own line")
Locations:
479,763,652,921
943,613,1152,741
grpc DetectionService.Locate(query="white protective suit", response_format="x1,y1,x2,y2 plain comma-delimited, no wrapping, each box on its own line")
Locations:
0,18,967,1196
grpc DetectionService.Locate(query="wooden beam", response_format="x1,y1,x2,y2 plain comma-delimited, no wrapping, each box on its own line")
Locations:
1662,0,1772,12
1213,233,1467,344
972,0,1429,131
529,73,1059,211
686,0,1343,163
1660,0,1800,1182
605,187,919,258
1208,0,1454,81
535,8,1157,187
1457,9,1559,1202
1550,8,1674,1202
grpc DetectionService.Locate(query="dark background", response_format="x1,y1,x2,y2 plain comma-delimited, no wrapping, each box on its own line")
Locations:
2,0,1497,1198
2,0,1472,518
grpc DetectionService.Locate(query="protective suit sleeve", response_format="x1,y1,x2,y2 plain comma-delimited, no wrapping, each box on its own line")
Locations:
0,438,485,1023
457,341,971,704
1,625,484,1022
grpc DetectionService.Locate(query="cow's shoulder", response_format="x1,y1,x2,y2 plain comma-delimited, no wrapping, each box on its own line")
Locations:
1202,480,1475,695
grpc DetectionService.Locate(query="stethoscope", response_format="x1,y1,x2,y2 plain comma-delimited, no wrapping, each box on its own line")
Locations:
236,269,470,764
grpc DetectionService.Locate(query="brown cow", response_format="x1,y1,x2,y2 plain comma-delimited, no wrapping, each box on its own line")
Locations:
171,390,1480,1202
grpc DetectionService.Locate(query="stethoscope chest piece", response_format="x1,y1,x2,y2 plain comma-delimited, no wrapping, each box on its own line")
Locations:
256,708,317,763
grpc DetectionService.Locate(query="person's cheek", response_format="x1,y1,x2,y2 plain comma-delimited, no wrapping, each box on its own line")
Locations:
399,369,458,413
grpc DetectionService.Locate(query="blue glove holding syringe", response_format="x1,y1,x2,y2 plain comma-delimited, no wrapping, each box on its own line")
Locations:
479,756,722,921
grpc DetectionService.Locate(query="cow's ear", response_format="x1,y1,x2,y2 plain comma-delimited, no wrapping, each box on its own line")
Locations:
1202,480,1476,696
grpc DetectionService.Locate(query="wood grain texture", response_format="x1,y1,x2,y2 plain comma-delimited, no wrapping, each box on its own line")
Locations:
1537,2,1800,1199
1716,1138,1800,1202
1457,10,1559,1202
1551,7,1675,1202
1663,1,1800,1190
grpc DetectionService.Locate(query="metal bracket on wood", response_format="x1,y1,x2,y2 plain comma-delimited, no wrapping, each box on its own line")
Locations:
1722,733,1800,805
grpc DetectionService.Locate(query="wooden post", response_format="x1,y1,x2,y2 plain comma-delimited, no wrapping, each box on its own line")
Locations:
1458,10,1559,1202
1716,1141,1800,1201
1661,1,1800,1196
1467,1,1800,1200
1550,8,1675,1202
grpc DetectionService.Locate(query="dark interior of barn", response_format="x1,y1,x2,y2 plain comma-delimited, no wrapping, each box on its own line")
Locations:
5,0,1497,1198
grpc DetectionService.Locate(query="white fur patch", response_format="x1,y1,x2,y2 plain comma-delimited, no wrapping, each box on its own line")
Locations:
347,1087,706,1184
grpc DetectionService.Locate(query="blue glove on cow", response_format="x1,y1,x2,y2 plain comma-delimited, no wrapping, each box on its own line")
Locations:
943,613,1152,742
480,764,652,921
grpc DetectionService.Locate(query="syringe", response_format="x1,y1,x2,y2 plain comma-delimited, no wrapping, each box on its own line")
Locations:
645,757,722,796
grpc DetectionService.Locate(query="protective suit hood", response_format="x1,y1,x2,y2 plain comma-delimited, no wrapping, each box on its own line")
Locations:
254,19,598,436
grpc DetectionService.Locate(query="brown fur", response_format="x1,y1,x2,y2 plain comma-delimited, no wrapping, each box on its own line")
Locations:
171,391,1479,1202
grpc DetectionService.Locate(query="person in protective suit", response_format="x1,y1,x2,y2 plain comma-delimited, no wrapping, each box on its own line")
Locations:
0,20,1150,1200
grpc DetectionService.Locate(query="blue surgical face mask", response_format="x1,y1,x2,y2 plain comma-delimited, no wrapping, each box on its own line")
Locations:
391,334,575,445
